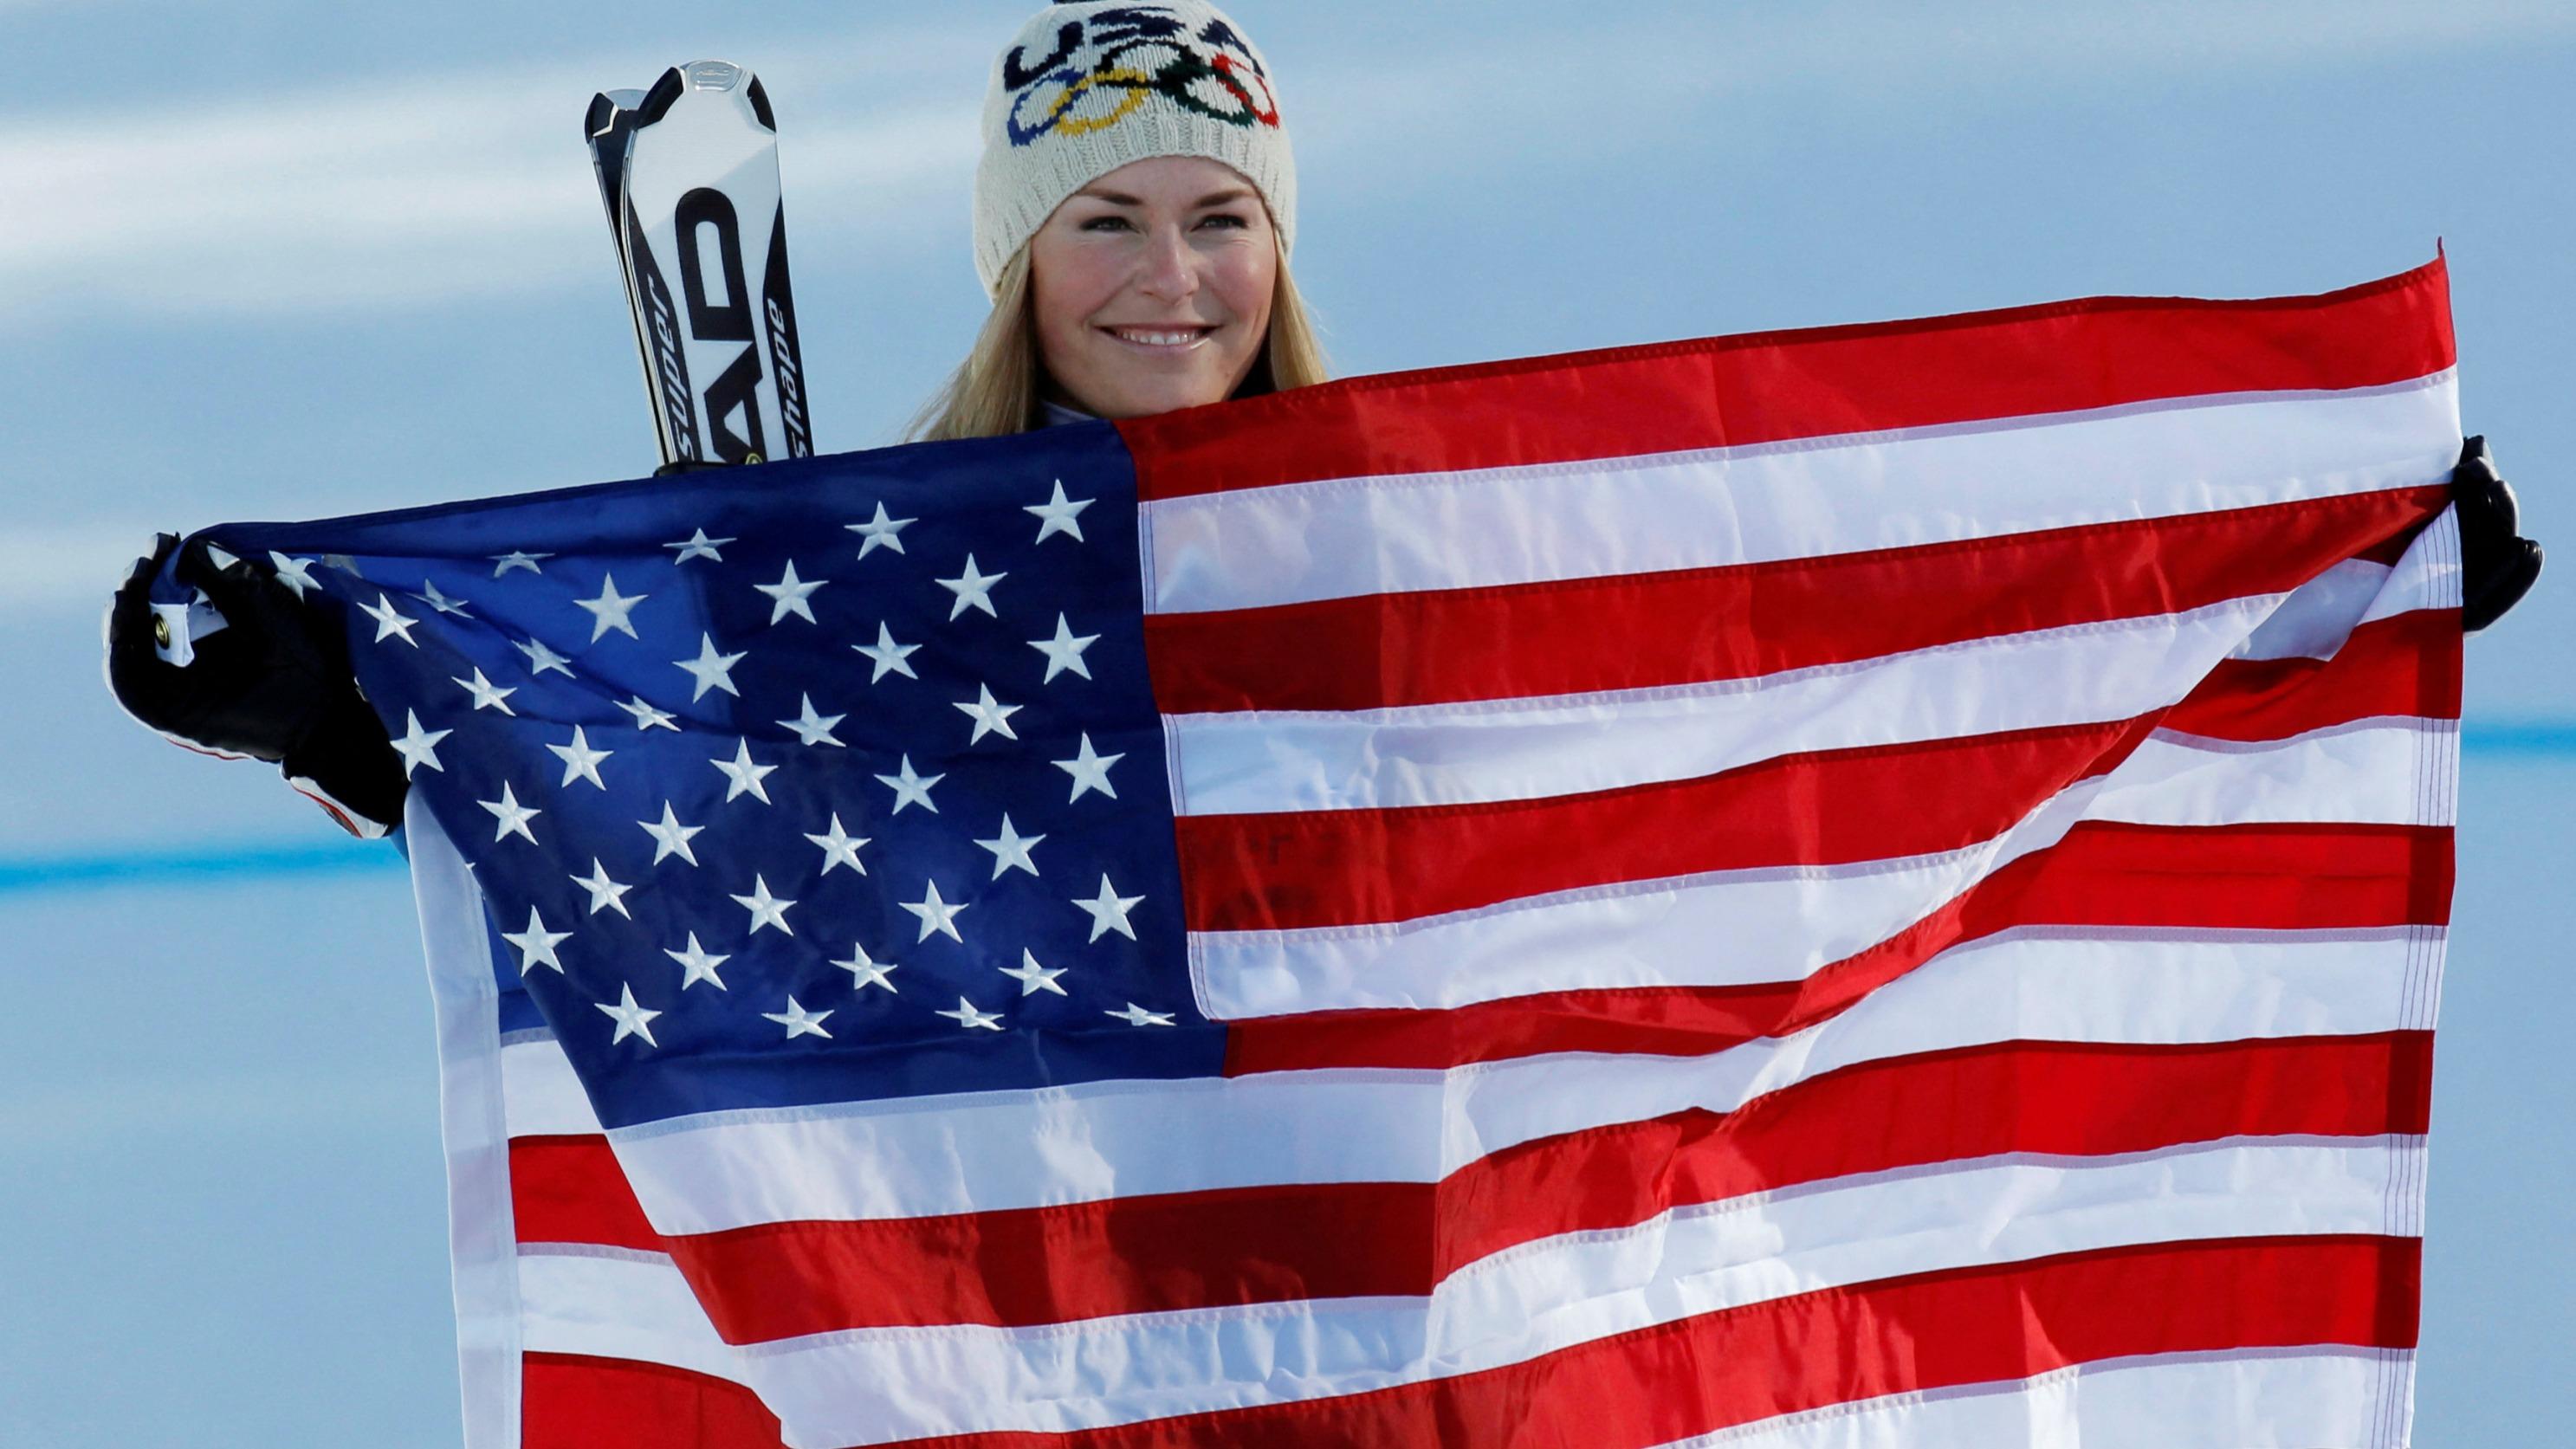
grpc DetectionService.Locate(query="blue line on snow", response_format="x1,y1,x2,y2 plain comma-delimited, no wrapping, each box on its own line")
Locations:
0,839,406,896
2463,722,2576,757
1,722,2570,896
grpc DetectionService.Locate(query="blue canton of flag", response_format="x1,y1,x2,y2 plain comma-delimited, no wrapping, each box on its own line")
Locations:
204,421,1220,1129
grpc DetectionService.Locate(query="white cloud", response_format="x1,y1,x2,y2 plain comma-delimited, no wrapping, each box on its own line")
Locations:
3,1,2566,327
0,42,984,322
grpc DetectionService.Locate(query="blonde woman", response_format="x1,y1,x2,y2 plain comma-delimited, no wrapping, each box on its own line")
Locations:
912,0,1324,440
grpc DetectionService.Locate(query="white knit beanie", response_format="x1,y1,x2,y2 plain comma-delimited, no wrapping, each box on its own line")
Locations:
973,1,1295,298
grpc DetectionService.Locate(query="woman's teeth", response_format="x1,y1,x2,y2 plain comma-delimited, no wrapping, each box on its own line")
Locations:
1111,327,1207,346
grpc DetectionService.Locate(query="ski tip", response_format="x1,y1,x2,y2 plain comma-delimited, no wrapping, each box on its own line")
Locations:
683,59,745,93
638,65,689,125
746,74,776,132
586,87,647,143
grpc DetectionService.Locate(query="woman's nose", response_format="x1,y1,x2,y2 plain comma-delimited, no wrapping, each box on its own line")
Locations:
1133,225,1200,302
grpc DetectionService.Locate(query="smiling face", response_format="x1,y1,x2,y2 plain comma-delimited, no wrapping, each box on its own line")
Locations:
1026,155,1279,419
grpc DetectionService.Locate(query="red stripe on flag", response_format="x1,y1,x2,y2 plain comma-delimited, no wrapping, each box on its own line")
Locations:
663,1033,2426,1338
511,1134,662,1251
1146,488,2447,714
522,1352,786,1449
1221,820,2450,1074
2170,610,2463,741
1435,1032,2433,1279
876,1237,2420,1447
1117,260,2453,501
1178,716,2159,933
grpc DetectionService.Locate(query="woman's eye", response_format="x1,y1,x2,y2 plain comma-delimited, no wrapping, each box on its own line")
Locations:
1080,216,1134,232
1198,213,1248,230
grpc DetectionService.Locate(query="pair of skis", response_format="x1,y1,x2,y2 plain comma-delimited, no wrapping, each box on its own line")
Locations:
586,61,813,473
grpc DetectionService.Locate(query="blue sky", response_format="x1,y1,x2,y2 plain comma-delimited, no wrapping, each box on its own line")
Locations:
3,1,2569,1442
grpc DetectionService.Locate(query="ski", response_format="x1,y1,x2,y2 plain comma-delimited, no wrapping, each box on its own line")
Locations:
582,86,657,460
587,60,812,471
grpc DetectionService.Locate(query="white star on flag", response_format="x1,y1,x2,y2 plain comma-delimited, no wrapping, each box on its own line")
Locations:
1025,480,1094,544
756,560,827,624
389,711,450,778
805,814,870,877
569,858,634,918
489,550,552,577
478,783,542,844
1053,733,1123,802
269,552,320,599
500,907,571,974
855,623,922,682
900,879,970,944
452,668,518,715
664,528,735,565
359,593,421,646
416,579,472,618
513,637,575,677
1001,949,1068,997
779,694,846,747
937,997,1005,1032
974,815,1044,879
955,684,1024,744
876,755,943,815
1074,874,1145,942
731,875,797,937
834,943,897,993
575,573,647,641
846,502,916,559
1107,1003,1178,1027
638,802,703,866
546,726,613,790
596,984,662,1047
665,932,730,990
710,739,779,804
763,997,835,1039
675,633,748,701
935,554,1007,620
617,695,679,733
1029,614,1099,682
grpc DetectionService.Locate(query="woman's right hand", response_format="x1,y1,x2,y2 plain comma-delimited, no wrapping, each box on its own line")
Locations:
106,534,408,833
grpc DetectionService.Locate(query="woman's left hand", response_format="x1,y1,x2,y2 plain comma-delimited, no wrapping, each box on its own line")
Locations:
2456,436,2543,632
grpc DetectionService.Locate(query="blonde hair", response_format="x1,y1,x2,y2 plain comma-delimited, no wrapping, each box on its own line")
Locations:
906,232,1329,443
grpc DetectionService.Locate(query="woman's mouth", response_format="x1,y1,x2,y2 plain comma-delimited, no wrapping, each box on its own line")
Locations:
1103,325,1215,353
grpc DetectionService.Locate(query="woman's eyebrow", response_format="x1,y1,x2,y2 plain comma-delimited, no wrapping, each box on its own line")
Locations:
1074,187,1259,208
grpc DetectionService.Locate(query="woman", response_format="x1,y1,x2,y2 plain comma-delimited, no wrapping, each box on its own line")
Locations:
106,0,1325,831
915,0,1324,440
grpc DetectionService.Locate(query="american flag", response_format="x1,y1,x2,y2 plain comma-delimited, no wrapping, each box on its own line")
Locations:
181,257,2462,1447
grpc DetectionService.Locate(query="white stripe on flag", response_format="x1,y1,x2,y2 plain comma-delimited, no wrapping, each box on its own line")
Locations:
2099,721,2454,831
611,928,2431,1232
1646,1348,2412,1449
1188,719,2442,1021
731,1139,2416,1446
502,1033,602,1136
1446,928,2433,1169
1167,596,2278,817
1142,374,2458,613
409,798,525,1449
515,1246,753,1388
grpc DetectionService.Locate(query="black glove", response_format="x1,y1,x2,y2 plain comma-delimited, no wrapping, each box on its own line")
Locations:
106,534,408,833
2456,436,2543,633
